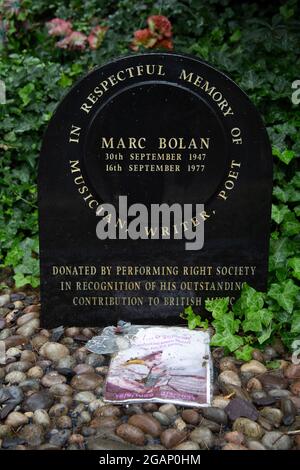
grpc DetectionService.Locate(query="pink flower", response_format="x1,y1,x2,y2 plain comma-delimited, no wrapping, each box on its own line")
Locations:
88,25,108,50
46,18,72,37
157,38,173,50
56,31,87,50
147,15,172,38
130,15,173,51
131,28,157,51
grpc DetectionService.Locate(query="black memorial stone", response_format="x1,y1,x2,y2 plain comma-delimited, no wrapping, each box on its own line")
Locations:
38,52,272,328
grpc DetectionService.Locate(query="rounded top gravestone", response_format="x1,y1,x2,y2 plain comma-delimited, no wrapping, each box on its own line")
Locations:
38,52,272,328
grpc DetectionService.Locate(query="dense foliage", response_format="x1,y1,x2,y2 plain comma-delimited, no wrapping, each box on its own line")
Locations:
0,0,299,355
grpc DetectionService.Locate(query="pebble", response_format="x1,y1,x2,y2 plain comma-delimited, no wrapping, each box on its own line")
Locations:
160,428,187,449
5,411,29,428
6,360,31,372
290,379,300,396
32,409,50,429
17,312,38,326
246,440,266,450
152,411,171,426
0,294,10,307
74,391,96,403
222,443,248,450
174,417,187,431
175,441,200,450
77,410,91,425
18,424,44,447
158,403,177,418
116,423,145,446
198,417,221,433
19,379,40,392
224,431,244,445
39,342,70,362
94,405,121,418
251,349,265,362
190,426,214,449
219,357,238,372
90,416,119,429
259,373,288,391
260,407,282,427
31,334,49,349
247,378,263,394
240,360,267,375
73,364,94,375
0,424,11,438
201,406,227,425
48,429,71,448
268,389,291,398
285,364,300,380
56,415,72,429
128,414,162,437
262,431,293,450
27,366,44,379
24,391,54,411
5,371,27,384
5,347,21,359
281,398,296,425
88,399,105,413
4,335,28,349
17,318,40,337
85,353,105,367
57,356,76,369
41,372,66,387
142,403,158,412
212,396,230,409
71,373,103,391
65,327,80,337
181,409,199,425
49,383,73,396
233,418,263,439
219,370,241,387
48,404,68,419
225,398,258,421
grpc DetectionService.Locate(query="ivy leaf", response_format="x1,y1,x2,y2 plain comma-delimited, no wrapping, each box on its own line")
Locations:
269,237,295,271
242,308,273,333
268,280,299,314
233,284,264,317
257,324,273,344
288,257,300,280
271,204,290,224
235,345,254,361
18,83,35,106
211,331,244,352
291,311,300,334
281,211,300,236
205,297,230,319
273,147,295,165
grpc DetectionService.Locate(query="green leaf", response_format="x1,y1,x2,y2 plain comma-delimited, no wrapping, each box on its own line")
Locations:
268,280,299,314
211,331,244,352
273,147,295,165
205,297,230,319
271,204,290,224
291,311,300,334
235,345,254,361
18,83,35,106
288,257,300,280
266,360,281,369
233,284,264,317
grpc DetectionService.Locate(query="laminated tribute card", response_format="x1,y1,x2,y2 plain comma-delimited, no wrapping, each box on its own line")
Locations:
104,326,212,407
